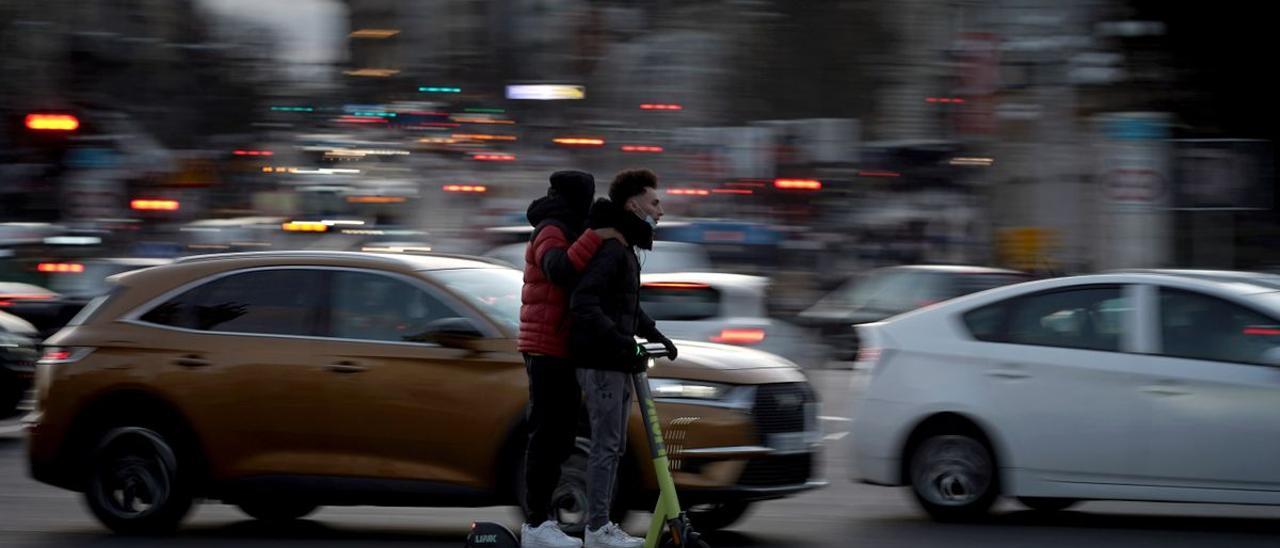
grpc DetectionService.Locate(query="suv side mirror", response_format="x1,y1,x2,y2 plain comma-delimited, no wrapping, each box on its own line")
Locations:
408,317,485,348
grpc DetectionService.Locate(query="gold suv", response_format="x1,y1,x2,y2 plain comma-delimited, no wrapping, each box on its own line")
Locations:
27,251,824,534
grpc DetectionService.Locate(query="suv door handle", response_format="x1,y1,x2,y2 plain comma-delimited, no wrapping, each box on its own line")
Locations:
327,361,368,374
173,355,210,368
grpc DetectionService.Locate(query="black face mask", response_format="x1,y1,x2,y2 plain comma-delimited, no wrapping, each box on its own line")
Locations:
617,207,654,250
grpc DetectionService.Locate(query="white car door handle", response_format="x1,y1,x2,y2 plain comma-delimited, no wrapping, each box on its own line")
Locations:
1142,384,1189,396
986,369,1030,379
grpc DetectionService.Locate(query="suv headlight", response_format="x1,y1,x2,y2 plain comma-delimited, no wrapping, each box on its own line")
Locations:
649,379,727,399
647,379,755,409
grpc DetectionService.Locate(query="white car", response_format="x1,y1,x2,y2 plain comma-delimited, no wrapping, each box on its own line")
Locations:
849,269,1280,520
640,272,827,368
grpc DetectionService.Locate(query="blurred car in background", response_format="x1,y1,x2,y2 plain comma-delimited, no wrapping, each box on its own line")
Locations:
4,259,171,338
484,240,712,274
799,265,1032,360
657,219,786,276
29,251,823,534
850,269,1280,521
0,282,61,336
640,272,827,368
0,310,39,418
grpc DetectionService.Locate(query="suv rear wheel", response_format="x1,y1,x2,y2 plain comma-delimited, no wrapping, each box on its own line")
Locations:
85,426,194,535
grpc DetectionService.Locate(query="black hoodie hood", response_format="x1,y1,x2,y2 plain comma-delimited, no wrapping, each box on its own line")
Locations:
587,198,654,250
526,170,595,232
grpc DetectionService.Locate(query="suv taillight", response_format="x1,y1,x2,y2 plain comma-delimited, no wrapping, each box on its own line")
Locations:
38,347,94,365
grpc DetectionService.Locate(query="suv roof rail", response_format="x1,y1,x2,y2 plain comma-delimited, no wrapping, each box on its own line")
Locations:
173,250,513,268
174,250,403,264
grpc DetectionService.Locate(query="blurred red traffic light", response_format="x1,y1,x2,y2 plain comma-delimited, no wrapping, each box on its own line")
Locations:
621,145,664,153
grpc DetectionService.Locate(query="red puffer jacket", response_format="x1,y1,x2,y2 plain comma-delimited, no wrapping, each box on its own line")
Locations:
518,221,602,357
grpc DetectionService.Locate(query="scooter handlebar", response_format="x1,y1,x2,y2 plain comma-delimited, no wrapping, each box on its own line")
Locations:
639,341,669,359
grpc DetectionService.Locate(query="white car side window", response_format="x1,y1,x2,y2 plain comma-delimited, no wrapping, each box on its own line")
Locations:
1159,288,1280,365
963,286,1128,352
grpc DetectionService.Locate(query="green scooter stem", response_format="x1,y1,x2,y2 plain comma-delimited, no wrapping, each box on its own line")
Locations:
632,369,698,548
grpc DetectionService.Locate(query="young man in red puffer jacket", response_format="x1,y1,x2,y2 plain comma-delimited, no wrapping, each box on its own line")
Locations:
519,170,619,548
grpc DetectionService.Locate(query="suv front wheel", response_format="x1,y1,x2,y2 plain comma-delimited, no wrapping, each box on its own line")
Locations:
85,427,194,535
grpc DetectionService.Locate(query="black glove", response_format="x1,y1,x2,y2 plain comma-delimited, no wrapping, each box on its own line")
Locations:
626,343,651,373
658,336,678,361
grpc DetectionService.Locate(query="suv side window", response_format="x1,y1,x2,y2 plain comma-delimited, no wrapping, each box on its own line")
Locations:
1159,288,1280,365
139,269,325,336
962,286,1128,352
330,270,459,343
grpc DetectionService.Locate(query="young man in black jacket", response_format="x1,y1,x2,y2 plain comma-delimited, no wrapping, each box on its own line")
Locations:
569,169,678,548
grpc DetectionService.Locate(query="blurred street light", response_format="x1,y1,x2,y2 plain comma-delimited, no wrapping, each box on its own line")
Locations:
774,179,822,190
345,68,401,77
349,29,400,39
130,199,181,211
553,137,605,147
25,113,80,131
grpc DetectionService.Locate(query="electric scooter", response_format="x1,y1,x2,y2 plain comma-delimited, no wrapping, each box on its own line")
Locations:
466,342,707,548
631,342,708,548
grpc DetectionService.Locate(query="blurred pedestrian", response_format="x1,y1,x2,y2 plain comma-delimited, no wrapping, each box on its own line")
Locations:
569,170,678,548
519,170,620,548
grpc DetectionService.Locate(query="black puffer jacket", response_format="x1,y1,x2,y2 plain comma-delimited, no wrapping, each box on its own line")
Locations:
568,199,666,370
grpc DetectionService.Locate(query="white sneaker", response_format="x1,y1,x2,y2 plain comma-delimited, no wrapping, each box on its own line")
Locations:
584,522,643,548
521,520,583,548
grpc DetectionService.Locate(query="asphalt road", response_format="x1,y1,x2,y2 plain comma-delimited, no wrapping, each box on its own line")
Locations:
2,370,1280,547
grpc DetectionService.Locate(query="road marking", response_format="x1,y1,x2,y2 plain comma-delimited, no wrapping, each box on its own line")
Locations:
0,425,24,435
824,432,849,441
819,416,851,422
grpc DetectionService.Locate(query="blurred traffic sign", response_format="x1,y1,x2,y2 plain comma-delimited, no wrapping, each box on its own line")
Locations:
1104,167,1165,203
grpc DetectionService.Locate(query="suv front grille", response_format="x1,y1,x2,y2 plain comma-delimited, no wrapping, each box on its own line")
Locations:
738,383,818,487
752,383,815,436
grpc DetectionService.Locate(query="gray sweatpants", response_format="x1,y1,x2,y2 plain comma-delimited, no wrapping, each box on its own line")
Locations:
577,368,633,530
